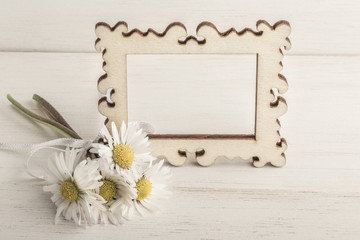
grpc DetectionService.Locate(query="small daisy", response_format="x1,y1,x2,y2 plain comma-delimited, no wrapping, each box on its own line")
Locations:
92,159,137,225
125,159,172,217
43,148,105,225
90,121,154,176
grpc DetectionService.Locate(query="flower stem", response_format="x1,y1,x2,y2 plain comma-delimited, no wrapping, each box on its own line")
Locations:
7,94,81,139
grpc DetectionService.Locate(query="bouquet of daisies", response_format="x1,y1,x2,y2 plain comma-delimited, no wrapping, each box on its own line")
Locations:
2,94,171,225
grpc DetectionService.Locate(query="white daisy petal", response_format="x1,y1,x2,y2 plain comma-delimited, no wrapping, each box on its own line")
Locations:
43,183,58,193
133,200,146,217
72,205,80,225
56,152,72,179
55,201,69,224
112,122,121,145
119,121,127,144
90,143,109,151
43,148,104,225
90,160,136,224
141,198,158,213
65,146,77,172
91,122,154,175
89,122,171,223
124,159,172,218
46,157,64,182
51,192,62,204
100,125,114,147
78,198,92,224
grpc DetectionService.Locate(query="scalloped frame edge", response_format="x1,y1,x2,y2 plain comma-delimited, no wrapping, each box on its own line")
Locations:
95,20,291,167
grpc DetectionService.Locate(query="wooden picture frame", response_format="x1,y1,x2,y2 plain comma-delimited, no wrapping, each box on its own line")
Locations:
95,20,291,167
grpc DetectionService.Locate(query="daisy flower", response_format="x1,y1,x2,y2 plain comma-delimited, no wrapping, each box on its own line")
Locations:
125,159,172,217
43,148,106,225
92,159,137,225
90,121,154,175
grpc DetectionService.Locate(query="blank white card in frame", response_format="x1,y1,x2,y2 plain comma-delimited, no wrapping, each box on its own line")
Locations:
127,54,257,134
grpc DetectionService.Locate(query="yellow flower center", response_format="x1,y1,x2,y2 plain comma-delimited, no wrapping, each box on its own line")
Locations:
99,179,117,202
60,181,79,202
135,178,152,201
112,144,134,169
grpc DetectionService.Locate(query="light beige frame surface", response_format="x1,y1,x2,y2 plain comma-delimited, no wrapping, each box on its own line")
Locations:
95,20,291,167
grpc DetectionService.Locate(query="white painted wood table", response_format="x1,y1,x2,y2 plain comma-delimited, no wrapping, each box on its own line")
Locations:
0,1,360,239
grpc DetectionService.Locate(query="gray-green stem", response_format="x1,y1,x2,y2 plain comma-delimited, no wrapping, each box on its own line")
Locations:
7,94,81,139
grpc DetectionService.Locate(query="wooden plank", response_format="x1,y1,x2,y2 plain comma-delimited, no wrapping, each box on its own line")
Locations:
0,52,105,140
0,0,359,55
0,52,359,239
0,154,359,239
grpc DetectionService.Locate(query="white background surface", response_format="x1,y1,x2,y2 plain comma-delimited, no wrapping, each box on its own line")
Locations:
0,1,360,239
127,54,256,134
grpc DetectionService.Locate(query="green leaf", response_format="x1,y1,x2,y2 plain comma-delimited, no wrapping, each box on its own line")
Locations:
32,94,80,138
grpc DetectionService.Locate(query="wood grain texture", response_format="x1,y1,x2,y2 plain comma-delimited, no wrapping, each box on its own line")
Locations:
0,0,359,55
0,53,360,239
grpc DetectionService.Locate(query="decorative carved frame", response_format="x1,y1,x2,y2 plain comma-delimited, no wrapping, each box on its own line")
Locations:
95,20,291,167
